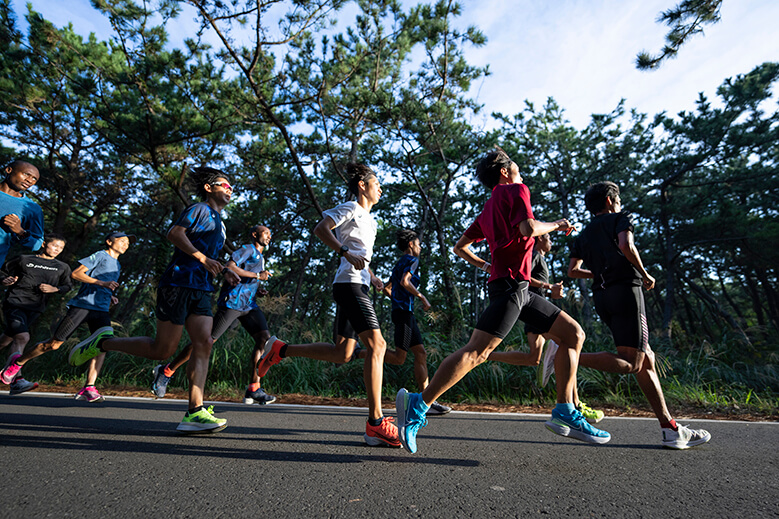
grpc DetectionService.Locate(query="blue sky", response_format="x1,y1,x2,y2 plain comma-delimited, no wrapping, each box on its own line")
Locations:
10,0,779,129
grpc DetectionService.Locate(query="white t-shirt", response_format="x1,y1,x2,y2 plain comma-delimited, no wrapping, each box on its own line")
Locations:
322,201,377,285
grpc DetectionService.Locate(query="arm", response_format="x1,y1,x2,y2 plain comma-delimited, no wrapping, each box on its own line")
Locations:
400,271,431,311
618,230,655,290
529,276,565,299
381,280,392,298
453,234,491,273
0,256,21,285
368,267,384,291
568,258,593,279
313,216,367,271
72,264,119,291
226,260,270,281
167,224,224,277
518,218,571,238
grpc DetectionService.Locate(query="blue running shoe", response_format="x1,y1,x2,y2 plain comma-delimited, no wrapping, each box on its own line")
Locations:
395,388,429,453
545,408,611,444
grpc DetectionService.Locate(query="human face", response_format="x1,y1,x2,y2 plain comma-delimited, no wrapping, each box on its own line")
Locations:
107,236,131,255
42,239,65,259
536,234,551,254
361,176,382,205
4,166,39,192
500,161,522,185
256,227,271,247
408,238,421,257
207,177,233,205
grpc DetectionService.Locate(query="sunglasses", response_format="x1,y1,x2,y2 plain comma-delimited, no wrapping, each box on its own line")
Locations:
211,181,234,193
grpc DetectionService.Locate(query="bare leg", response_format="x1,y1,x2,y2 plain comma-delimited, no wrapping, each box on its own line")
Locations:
0,334,13,352
358,329,387,421
380,347,407,365
488,333,544,366
284,337,355,364
250,330,270,386
166,344,193,372
409,344,429,391
421,329,503,405
16,338,65,365
633,346,673,423
3,332,29,359
101,319,184,360
184,314,214,410
84,353,105,386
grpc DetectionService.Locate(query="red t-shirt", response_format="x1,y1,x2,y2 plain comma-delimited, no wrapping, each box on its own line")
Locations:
463,183,535,282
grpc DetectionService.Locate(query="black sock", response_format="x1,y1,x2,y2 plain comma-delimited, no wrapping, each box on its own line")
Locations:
188,405,203,415
368,416,383,427
280,345,288,358
96,336,109,352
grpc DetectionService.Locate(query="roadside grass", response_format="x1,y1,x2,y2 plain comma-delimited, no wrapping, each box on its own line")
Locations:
12,315,779,419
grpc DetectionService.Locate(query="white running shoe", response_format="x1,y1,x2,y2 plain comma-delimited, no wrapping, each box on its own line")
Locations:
662,424,711,449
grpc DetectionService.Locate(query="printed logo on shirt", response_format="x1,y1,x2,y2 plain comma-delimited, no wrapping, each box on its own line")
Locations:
25,262,59,271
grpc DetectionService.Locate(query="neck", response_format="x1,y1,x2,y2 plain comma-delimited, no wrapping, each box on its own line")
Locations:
356,193,373,213
0,181,22,197
106,248,121,259
38,252,54,260
206,197,226,213
254,241,264,254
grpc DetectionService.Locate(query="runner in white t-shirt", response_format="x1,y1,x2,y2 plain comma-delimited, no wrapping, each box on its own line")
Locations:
256,163,401,448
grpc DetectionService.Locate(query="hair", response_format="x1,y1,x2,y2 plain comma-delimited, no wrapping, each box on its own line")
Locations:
346,163,376,196
584,181,621,214
475,147,513,189
43,233,67,246
395,229,419,251
190,166,231,200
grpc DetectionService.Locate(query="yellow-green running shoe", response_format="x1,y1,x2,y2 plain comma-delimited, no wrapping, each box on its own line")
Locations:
177,406,227,433
68,327,113,366
577,401,605,424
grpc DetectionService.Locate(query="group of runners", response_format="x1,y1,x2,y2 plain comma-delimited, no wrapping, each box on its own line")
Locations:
1,152,711,452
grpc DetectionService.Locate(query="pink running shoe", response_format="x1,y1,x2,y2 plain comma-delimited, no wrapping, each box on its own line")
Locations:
1,353,22,385
74,386,105,403
256,336,286,377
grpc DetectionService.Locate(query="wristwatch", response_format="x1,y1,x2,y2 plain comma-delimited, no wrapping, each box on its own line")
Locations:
339,245,349,256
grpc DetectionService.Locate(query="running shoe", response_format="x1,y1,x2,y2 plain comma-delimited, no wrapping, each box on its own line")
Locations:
545,407,611,444
1,353,22,384
151,364,173,398
177,406,227,433
74,386,105,403
395,388,429,453
539,340,558,388
9,377,38,395
364,417,401,447
68,327,113,366
244,386,276,405
577,401,605,424
256,335,285,377
662,424,711,449
427,401,452,415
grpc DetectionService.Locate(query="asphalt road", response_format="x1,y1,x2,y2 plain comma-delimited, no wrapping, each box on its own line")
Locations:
1,392,777,518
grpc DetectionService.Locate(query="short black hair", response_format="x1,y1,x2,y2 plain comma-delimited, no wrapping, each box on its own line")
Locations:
43,233,67,246
584,181,620,214
191,166,231,200
395,229,418,251
346,163,376,196
475,147,513,189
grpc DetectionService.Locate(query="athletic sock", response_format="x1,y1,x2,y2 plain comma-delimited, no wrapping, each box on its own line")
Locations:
248,382,260,392
188,405,203,415
555,403,576,416
163,364,176,377
660,419,678,430
279,345,288,358
368,416,384,427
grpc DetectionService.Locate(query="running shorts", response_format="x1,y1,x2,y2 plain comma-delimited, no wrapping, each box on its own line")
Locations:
592,284,649,351
332,283,380,341
2,302,41,336
391,309,423,351
211,306,268,342
475,277,560,340
156,286,213,325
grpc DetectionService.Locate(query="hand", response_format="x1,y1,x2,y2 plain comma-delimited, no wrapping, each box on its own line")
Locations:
201,257,224,277
99,280,120,291
2,214,23,234
2,276,18,286
554,219,572,233
258,270,271,281
344,252,366,271
38,283,58,293
110,295,119,306
642,273,655,291
551,282,564,299
371,276,384,291
224,269,241,287
256,288,269,298
420,295,432,311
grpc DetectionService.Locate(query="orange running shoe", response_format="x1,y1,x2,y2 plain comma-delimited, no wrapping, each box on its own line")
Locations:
256,336,285,377
364,417,402,448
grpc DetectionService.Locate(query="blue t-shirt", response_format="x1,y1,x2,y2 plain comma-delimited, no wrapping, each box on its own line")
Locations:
159,202,226,292
389,254,420,312
217,244,265,311
0,190,44,265
68,250,120,312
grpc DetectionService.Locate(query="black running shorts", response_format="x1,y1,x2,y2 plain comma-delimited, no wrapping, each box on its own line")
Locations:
53,306,112,342
592,284,649,351
475,277,561,340
332,283,380,341
2,302,41,336
391,309,423,352
156,286,213,325
210,306,268,342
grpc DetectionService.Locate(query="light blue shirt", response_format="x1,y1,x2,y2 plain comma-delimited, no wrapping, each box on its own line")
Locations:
0,190,44,264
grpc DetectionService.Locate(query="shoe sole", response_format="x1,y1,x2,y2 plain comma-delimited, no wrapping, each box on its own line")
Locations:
426,408,451,416
177,423,228,434
68,326,113,366
545,420,611,444
395,389,413,452
363,433,401,448
662,433,712,449
151,365,167,398
243,396,277,405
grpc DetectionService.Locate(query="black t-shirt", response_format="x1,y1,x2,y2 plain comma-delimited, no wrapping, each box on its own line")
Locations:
570,211,642,291
529,250,550,295
1,254,73,312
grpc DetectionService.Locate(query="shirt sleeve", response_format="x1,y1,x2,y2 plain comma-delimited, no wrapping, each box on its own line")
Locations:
408,257,420,275
322,202,356,229
0,256,22,278
509,184,534,229
79,252,100,272
174,204,207,231
57,264,73,293
616,212,635,235
570,236,582,260
231,245,253,268
463,219,484,242
17,203,44,251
